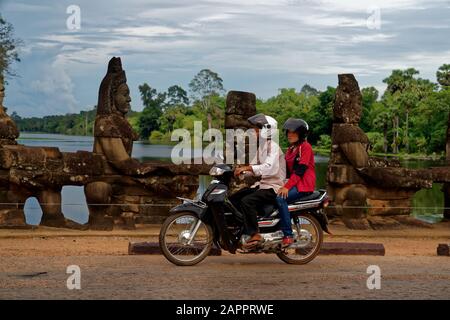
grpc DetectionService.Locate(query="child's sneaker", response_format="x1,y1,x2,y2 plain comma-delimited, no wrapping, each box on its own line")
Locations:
282,236,294,248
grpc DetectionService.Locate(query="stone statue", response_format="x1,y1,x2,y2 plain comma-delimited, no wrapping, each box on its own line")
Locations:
0,58,205,230
326,74,372,228
327,74,433,229
85,57,175,230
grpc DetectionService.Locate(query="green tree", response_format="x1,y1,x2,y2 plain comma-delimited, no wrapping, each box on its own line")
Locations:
370,102,391,154
0,15,22,77
167,85,189,107
189,69,225,131
256,87,321,146
138,83,166,139
437,64,450,87
307,87,335,144
300,84,319,97
412,89,450,154
189,69,225,108
382,68,435,153
360,87,379,132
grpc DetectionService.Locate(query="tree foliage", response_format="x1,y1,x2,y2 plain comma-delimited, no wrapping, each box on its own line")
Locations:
0,15,22,78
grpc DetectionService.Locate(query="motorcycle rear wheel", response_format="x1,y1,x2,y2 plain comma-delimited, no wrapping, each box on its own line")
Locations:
159,212,213,266
277,213,323,265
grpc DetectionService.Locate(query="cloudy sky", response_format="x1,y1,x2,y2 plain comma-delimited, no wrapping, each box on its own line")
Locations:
0,0,449,117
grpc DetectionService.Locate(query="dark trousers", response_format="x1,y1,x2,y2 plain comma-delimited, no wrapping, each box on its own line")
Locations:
231,187,277,236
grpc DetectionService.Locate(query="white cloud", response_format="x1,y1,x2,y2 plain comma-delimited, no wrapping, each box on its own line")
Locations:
2,2,52,12
112,26,187,37
3,0,450,115
30,60,78,114
306,0,447,12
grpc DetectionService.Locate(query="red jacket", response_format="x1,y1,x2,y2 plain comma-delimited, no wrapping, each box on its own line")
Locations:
284,141,316,192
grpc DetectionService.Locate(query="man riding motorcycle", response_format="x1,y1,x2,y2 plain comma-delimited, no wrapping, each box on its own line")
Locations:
233,113,286,249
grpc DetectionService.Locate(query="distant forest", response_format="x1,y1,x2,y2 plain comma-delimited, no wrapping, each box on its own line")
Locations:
13,65,450,157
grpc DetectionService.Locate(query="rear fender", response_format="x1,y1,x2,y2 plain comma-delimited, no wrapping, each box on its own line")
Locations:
297,210,331,235
313,210,331,234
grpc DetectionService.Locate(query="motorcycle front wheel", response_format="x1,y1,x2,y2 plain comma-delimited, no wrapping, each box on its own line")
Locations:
159,212,213,266
277,213,323,265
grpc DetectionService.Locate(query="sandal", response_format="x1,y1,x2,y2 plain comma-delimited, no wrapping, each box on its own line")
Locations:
242,234,263,249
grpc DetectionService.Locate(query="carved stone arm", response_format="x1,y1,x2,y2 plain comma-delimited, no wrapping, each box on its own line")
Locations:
99,137,154,176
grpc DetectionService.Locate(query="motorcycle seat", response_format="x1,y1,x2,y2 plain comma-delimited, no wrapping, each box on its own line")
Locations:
294,191,321,203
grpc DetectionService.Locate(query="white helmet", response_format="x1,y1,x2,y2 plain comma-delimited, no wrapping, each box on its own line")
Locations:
247,113,278,139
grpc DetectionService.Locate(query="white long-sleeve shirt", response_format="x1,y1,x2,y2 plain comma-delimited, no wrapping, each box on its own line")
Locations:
250,139,286,193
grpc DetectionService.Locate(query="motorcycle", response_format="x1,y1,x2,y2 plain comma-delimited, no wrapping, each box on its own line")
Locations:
159,163,331,266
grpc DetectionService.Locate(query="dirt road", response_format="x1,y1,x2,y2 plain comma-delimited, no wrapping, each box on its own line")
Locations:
0,254,449,299
0,224,449,299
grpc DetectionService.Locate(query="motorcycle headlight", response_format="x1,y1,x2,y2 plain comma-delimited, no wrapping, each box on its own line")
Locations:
209,166,225,176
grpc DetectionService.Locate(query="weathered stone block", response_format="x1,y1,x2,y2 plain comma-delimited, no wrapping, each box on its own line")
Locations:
327,165,365,184
0,209,27,228
437,244,450,256
360,167,433,189
331,124,369,144
225,91,256,116
225,114,253,129
339,142,369,168
134,215,167,224
333,74,362,124
366,198,412,216
366,186,416,200
128,241,222,256
317,242,385,256
342,217,371,230
367,216,402,230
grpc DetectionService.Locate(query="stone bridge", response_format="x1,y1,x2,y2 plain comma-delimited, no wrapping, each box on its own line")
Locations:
0,59,448,230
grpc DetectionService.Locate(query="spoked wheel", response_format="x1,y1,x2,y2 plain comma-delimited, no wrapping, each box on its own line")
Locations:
277,213,323,265
159,212,213,266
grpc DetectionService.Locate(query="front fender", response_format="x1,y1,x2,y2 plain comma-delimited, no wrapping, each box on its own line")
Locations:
169,203,206,218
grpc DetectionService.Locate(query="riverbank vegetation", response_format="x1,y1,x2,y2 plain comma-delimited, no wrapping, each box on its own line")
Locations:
13,65,450,159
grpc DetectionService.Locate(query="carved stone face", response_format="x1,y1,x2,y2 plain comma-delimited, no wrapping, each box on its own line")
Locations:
114,83,131,114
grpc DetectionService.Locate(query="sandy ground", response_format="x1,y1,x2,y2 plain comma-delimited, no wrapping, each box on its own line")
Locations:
0,223,449,299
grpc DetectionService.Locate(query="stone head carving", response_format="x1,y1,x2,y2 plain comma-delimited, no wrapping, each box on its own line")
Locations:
333,74,362,124
97,57,131,116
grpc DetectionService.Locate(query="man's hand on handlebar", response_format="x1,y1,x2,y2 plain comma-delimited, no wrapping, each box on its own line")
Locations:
234,165,253,177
